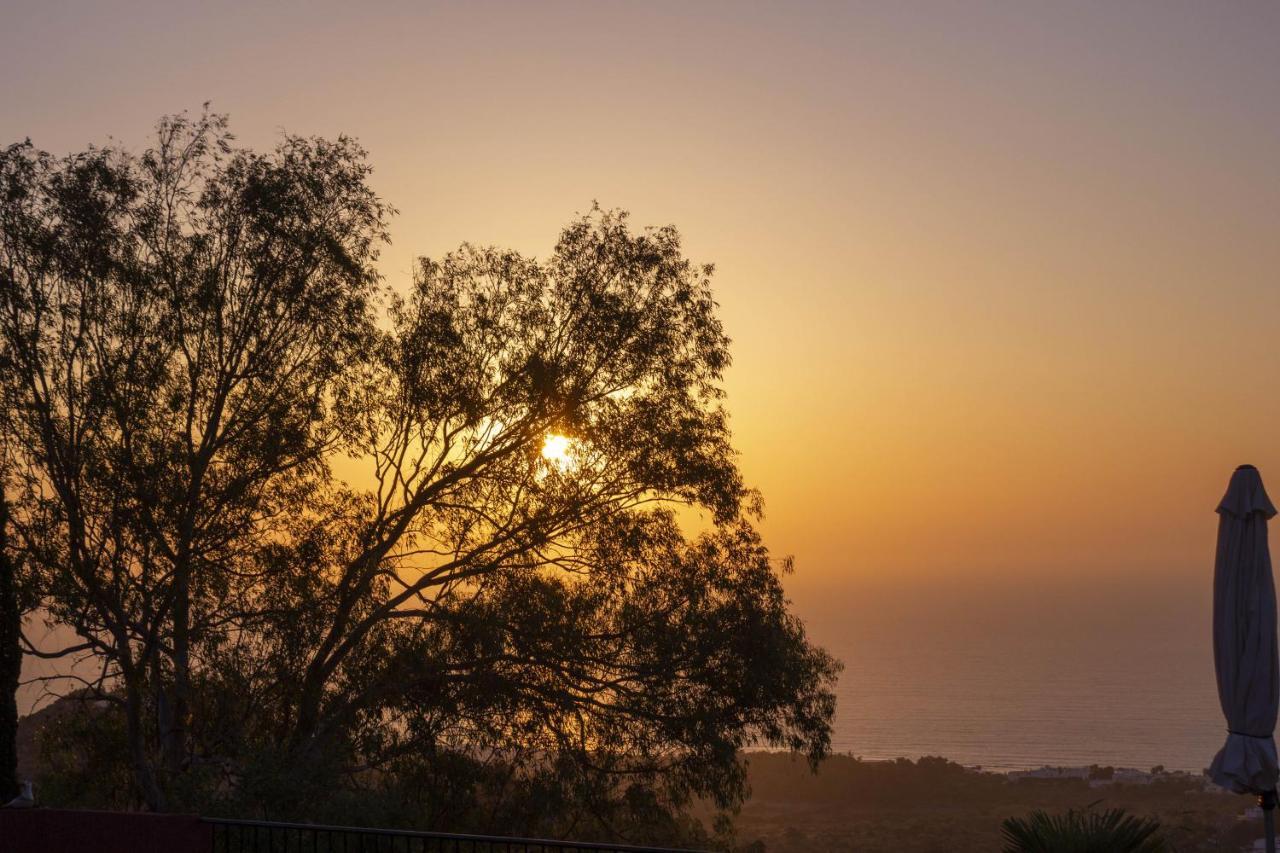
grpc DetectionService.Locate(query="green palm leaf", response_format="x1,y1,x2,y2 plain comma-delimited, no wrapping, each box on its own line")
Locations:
1001,807,1167,853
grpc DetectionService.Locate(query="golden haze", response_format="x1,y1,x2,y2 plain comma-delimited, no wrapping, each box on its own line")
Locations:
3,1,1278,602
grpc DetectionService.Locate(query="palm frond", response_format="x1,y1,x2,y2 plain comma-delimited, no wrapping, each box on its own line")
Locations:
1001,806,1167,853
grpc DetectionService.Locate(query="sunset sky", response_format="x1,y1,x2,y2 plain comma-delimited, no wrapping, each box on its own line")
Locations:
4,0,1279,634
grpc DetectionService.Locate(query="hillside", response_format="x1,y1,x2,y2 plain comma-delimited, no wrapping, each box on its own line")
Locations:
729,753,1253,852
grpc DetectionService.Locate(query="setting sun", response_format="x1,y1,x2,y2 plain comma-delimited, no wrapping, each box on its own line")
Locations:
541,433,573,468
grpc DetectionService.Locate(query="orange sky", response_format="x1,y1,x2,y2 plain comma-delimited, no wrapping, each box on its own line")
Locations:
4,0,1280,608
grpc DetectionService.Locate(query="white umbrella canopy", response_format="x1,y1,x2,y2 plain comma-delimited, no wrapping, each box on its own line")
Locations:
1210,464,1280,795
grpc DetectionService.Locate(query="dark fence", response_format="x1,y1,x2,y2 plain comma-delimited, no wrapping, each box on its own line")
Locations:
206,818,707,853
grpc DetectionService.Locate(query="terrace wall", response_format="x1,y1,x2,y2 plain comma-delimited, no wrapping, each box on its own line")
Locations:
0,807,211,853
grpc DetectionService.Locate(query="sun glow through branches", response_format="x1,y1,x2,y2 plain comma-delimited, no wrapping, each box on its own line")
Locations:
541,433,573,470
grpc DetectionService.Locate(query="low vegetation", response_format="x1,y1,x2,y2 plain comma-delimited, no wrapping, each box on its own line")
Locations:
1001,807,1166,852
724,754,1249,852
17,703,1255,851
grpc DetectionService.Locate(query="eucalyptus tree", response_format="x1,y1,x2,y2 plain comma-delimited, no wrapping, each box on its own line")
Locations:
0,111,388,809
229,212,839,835
0,113,838,838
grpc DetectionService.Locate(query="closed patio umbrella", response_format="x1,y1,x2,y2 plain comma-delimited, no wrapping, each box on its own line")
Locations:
1210,464,1279,853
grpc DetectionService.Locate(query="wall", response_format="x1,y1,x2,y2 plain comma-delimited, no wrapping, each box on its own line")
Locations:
0,808,210,853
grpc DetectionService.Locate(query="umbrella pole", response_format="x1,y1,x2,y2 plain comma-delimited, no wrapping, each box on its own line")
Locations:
1262,789,1277,853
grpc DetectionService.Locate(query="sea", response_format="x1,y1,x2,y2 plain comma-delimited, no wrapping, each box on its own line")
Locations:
798,575,1225,773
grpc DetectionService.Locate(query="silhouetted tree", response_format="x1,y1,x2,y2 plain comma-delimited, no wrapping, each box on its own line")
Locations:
0,110,388,810
0,112,838,840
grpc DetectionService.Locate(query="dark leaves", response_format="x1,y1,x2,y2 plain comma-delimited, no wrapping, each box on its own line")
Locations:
0,114,838,841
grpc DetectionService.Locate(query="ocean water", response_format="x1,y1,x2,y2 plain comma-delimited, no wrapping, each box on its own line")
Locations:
800,577,1226,773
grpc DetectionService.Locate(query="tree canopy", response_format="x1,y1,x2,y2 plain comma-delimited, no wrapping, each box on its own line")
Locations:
0,111,838,845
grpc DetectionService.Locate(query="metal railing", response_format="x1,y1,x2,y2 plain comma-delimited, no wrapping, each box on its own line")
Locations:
205,818,708,853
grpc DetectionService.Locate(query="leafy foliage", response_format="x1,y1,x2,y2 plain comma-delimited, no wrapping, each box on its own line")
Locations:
0,111,838,844
1001,807,1168,853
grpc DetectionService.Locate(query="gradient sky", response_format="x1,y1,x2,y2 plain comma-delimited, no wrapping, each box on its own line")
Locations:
4,1,1280,626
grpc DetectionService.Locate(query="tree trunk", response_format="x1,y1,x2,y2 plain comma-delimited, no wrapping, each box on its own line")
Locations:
0,494,20,801
163,548,191,777
123,662,165,811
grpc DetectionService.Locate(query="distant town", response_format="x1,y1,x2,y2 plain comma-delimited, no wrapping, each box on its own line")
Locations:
1006,765,1206,788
